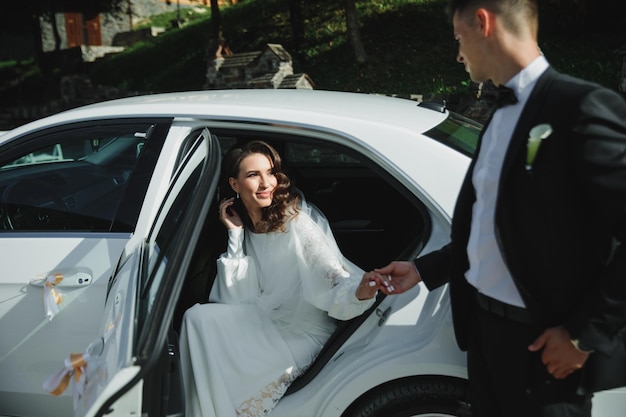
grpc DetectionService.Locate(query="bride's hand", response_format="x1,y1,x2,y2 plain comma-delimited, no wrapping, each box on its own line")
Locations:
355,271,392,300
219,198,243,229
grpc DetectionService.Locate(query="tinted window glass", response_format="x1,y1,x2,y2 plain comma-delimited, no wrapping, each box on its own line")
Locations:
423,112,482,156
286,143,360,164
0,124,153,232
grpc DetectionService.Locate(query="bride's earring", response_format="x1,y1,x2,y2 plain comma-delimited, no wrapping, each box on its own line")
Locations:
236,192,239,199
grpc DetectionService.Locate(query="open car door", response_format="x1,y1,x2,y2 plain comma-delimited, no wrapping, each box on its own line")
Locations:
54,127,221,417
0,120,171,417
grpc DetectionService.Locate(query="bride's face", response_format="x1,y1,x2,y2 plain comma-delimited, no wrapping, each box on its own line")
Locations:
230,153,277,214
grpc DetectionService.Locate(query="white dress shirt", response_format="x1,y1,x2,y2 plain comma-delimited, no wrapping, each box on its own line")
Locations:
465,55,550,307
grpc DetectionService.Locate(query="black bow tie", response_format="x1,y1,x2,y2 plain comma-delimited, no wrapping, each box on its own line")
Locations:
480,85,518,109
493,86,518,108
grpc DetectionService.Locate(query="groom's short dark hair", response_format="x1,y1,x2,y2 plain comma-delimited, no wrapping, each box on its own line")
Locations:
447,0,539,36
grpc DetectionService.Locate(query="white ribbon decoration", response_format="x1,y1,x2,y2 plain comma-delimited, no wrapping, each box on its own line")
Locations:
43,352,92,406
43,338,104,408
43,352,98,409
43,273,64,321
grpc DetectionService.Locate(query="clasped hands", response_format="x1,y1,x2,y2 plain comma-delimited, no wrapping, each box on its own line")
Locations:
356,261,421,300
529,325,591,379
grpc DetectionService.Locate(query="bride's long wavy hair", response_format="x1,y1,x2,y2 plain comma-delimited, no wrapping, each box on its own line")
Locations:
221,140,299,233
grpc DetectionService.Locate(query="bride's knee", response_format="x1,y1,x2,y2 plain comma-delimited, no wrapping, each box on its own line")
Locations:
182,303,224,326
182,303,205,324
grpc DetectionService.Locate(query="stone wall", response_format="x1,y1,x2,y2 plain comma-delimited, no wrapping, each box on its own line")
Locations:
40,0,191,52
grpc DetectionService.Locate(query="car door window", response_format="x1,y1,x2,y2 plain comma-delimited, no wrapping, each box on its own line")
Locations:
0,123,156,232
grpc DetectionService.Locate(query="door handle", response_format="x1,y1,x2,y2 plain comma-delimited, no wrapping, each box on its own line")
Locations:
29,271,93,288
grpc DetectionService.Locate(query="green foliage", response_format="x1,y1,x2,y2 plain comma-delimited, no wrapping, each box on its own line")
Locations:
90,17,210,92
90,0,470,96
540,37,622,91
305,0,468,96
134,6,212,30
539,0,626,35
2,0,624,105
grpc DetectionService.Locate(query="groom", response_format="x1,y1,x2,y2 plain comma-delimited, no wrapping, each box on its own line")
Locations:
377,1,626,416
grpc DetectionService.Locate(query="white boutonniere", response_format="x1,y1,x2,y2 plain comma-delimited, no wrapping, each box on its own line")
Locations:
526,124,553,171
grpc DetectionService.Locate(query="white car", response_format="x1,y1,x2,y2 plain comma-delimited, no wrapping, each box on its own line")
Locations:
0,90,622,417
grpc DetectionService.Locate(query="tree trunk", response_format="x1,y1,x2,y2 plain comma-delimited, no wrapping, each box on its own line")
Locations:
344,0,366,64
288,0,304,50
31,13,46,74
49,13,62,51
31,12,56,100
210,0,221,40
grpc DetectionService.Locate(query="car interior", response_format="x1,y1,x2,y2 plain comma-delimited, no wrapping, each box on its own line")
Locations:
161,128,432,415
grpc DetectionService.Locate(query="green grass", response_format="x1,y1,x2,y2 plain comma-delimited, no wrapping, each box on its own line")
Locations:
2,0,624,107
134,5,212,29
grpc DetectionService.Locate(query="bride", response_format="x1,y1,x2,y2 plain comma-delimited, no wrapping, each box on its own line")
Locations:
179,140,390,417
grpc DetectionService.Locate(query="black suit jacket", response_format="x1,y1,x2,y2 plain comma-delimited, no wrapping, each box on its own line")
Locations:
415,67,626,393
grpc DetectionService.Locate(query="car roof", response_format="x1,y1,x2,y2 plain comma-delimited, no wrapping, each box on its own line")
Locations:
1,89,470,217
3,89,443,137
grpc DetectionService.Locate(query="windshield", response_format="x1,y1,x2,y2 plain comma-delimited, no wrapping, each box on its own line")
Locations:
423,112,482,157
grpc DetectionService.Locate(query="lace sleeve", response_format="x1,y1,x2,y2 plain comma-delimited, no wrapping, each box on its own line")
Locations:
209,229,260,304
294,212,375,320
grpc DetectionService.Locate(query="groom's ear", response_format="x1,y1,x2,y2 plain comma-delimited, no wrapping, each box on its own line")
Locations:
475,8,495,37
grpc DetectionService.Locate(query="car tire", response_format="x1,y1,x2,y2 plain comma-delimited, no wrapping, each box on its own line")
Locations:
345,377,471,417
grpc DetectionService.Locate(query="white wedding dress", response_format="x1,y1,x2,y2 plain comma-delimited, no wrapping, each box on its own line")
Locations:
179,203,375,417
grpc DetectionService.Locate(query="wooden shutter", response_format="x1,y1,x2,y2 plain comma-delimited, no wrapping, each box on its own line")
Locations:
85,15,102,46
64,13,83,48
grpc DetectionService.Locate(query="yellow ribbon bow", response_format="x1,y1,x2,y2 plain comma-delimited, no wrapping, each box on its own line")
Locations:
43,353,87,396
